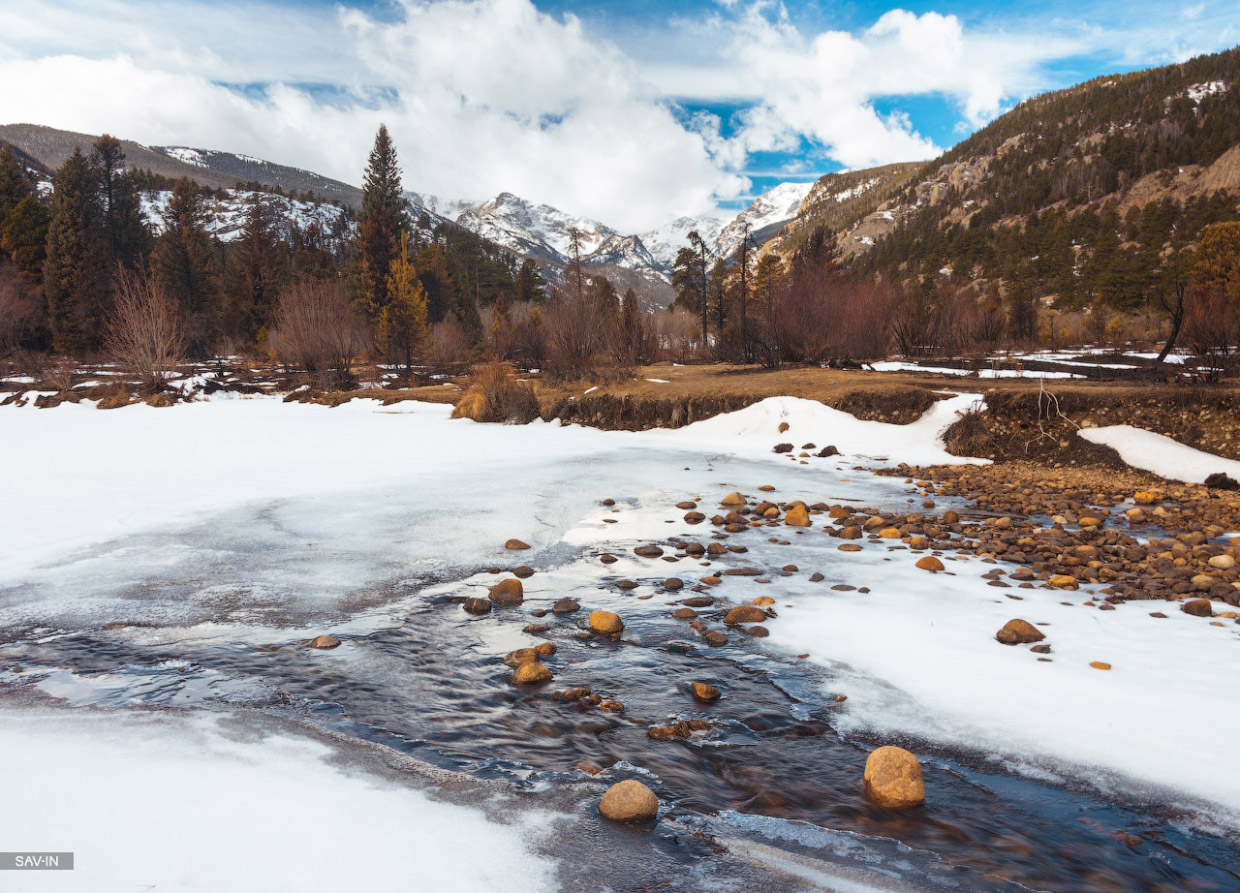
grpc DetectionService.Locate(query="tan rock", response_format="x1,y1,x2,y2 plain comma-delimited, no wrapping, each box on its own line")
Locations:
724,605,766,624
513,565,536,578
598,779,659,823
589,610,624,635
1090,661,1112,671
535,642,556,658
1182,599,1214,617
878,528,903,539
1134,491,1160,506
1209,554,1235,570
463,597,492,615
1048,575,1078,590
863,746,925,808
505,539,531,550
721,492,745,506
753,596,776,606
908,535,929,550
785,504,811,527
309,635,341,649
690,682,721,702
915,556,945,572
510,661,552,684
489,578,524,607
504,648,539,667
996,619,1045,645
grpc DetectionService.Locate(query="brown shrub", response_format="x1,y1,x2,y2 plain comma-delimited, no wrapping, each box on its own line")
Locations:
106,267,186,394
452,361,540,424
270,278,368,389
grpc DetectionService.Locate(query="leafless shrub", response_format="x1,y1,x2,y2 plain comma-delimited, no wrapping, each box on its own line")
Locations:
1183,287,1238,382
270,278,368,389
655,308,698,364
106,267,186,393
0,265,41,358
451,360,539,424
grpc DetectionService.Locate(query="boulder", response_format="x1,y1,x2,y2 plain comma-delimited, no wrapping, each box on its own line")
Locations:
463,597,492,615
489,578,524,607
690,682,721,702
995,619,1045,645
598,780,659,823
915,556,944,572
510,661,552,684
664,577,684,591
785,504,811,527
724,605,767,624
589,610,624,635
505,539,531,550
309,635,340,649
863,746,925,808
720,492,745,506
1182,599,1214,617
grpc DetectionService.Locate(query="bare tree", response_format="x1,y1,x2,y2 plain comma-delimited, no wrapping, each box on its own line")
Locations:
271,278,369,388
107,266,186,393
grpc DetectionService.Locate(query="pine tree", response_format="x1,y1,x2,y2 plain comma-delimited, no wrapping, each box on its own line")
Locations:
154,177,219,350
89,135,149,267
354,124,407,318
224,194,284,342
514,258,545,303
0,145,32,219
44,148,106,353
2,195,51,283
379,231,429,376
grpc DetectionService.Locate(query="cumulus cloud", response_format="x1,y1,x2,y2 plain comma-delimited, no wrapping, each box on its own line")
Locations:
0,0,1235,230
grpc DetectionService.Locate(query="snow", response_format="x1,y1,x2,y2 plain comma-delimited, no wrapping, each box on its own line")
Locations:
141,188,347,243
0,708,559,893
714,181,814,260
1080,425,1240,484
869,361,971,376
161,146,208,167
639,214,727,270
978,368,1082,379
1186,81,1227,103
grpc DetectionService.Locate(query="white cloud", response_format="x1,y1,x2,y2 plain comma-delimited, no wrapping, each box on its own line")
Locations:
0,0,1236,230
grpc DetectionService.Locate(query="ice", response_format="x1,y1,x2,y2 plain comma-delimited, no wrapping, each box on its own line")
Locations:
0,708,560,892
1080,425,1240,484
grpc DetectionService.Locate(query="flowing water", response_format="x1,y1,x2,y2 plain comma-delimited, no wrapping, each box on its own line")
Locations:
1,443,1238,891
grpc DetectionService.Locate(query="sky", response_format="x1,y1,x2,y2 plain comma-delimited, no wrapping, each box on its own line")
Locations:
0,0,1237,231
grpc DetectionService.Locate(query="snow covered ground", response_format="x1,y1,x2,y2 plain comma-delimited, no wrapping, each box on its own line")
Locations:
3,389,1240,880
1081,425,1240,484
0,709,560,893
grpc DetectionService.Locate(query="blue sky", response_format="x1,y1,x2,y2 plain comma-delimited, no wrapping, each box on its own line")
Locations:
1,0,1237,228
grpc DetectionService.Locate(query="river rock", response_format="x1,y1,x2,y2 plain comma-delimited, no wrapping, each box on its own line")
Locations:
1209,554,1235,570
702,630,728,647
635,544,665,558
309,635,340,649
513,565,536,578
664,577,684,591
600,553,618,564
1047,575,1078,590
785,504,811,527
724,605,766,624
672,607,698,619
489,578,524,607
589,610,624,635
753,596,775,606
721,492,745,506
684,511,706,524
915,556,944,572
505,539,531,550
863,746,925,808
996,619,1045,645
1182,599,1214,617
463,597,492,615
510,661,552,684
504,648,538,667
552,597,580,615
598,780,659,823
691,682,721,702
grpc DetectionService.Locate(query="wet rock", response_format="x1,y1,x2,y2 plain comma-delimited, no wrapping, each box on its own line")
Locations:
863,746,925,808
839,544,862,552
589,610,624,635
505,539,531,550
724,605,767,624
722,567,761,577
510,661,552,684
598,699,625,713
702,630,728,647
753,596,775,606
878,528,903,539
634,544,665,558
773,443,793,454
513,565,536,578
553,687,591,701
1205,472,1240,491
602,498,616,506
817,445,839,458
672,607,698,619
1047,575,1078,590
682,596,714,607
691,682,721,702
523,623,551,634
721,492,745,506
463,597,492,615
309,635,341,649
809,572,825,582
504,648,539,667
839,526,863,540
746,626,770,637
1209,554,1235,570
575,760,604,775
700,576,722,586
996,619,1045,645
664,577,684,591
942,510,960,524
598,779,659,824
1182,599,1214,617
785,504,811,527
684,511,706,524
552,597,580,615
915,556,945,572
535,642,557,658
489,578,524,607
600,553,618,564
1031,644,1052,654
676,501,697,510
617,580,639,590
1134,491,1160,505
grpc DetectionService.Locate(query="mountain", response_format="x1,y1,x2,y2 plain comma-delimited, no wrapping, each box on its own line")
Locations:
638,215,728,270
0,124,362,207
776,46,1240,311
141,189,350,245
714,181,815,260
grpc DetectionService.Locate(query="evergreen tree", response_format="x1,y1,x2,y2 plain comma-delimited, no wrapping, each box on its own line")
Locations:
379,231,429,376
354,124,407,318
2,195,51,283
416,243,452,322
0,145,32,219
514,258,545,303
44,148,106,353
154,177,219,350
89,135,149,267
224,194,284,341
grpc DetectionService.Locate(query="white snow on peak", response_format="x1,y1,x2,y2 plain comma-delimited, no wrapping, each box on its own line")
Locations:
161,146,208,168
406,191,480,222
714,181,814,260
639,215,728,270
141,189,348,243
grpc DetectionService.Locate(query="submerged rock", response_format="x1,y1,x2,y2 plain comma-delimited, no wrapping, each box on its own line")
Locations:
690,682,721,702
